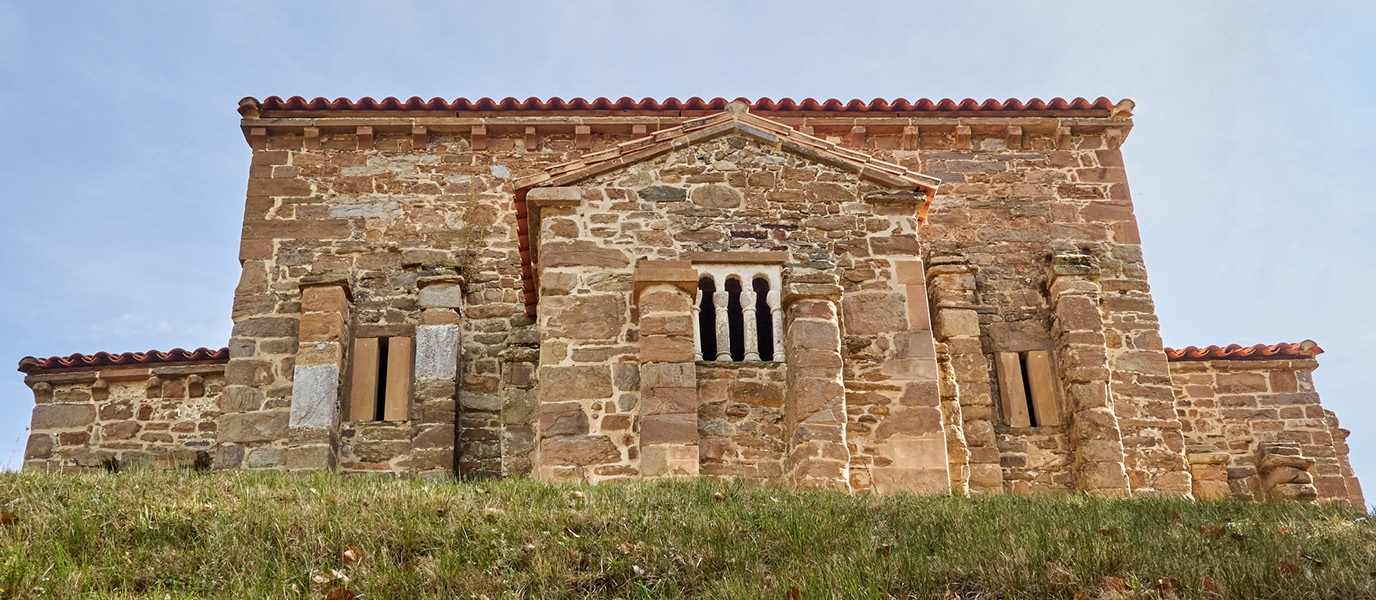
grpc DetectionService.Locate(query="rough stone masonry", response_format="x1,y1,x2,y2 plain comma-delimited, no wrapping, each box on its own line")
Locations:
14,95,1364,507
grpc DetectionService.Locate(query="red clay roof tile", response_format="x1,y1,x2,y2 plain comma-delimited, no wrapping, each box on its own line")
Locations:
239,96,1130,117
1163,341,1322,361
18,347,230,374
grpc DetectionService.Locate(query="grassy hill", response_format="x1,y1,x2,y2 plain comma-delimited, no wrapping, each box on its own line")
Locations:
0,470,1372,599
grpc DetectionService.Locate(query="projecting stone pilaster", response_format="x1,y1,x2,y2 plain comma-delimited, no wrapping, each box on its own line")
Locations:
860,259,950,495
1047,254,1132,498
286,273,352,471
416,274,464,477
782,278,849,491
926,257,1002,494
635,260,701,478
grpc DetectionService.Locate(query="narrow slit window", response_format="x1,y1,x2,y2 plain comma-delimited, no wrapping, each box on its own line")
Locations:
753,277,774,361
725,277,745,362
697,277,718,360
996,350,1062,428
349,336,414,422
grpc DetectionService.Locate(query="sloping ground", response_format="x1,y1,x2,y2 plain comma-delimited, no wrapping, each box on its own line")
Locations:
0,471,1372,599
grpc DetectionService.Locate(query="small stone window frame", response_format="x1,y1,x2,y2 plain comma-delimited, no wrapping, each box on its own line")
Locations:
348,336,414,422
995,350,1061,428
693,264,783,363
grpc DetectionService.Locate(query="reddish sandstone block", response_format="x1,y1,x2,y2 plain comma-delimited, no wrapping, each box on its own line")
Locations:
641,413,697,444
641,388,697,415
640,337,695,363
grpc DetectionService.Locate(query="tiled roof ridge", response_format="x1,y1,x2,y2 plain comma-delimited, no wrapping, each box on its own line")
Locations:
239,95,1132,117
1164,341,1323,361
18,347,230,373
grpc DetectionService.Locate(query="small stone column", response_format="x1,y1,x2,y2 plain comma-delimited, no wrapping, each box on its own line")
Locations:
1047,254,1132,497
926,257,1002,494
416,274,464,476
286,273,352,471
782,277,849,491
635,260,701,477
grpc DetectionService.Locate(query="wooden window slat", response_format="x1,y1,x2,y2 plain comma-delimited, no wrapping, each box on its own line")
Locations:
383,336,413,421
349,338,380,422
996,351,1032,427
1024,350,1061,426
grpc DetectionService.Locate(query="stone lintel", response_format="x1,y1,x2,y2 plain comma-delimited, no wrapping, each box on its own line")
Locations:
351,323,416,339
526,186,584,207
680,251,788,264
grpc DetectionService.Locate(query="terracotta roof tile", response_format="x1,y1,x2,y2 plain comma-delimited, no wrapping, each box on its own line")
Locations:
1164,341,1322,361
18,347,230,374
239,95,1131,117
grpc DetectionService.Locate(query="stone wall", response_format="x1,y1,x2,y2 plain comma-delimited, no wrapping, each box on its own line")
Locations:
915,123,1179,495
19,99,1358,505
527,131,944,490
1169,357,1364,507
22,365,224,471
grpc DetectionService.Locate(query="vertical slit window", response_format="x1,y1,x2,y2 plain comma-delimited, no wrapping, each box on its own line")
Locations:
375,338,390,421
698,278,718,359
725,278,745,362
349,336,415,422
753,277,774,361
996,350,1062,428
1019,353,1037,427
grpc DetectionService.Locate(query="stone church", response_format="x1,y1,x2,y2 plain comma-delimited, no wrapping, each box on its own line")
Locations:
16,95,1364,505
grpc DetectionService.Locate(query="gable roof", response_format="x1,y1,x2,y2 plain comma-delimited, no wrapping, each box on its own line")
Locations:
239,95,1133,118
18,347,230,374
1164,341,1323,361
513,101,941,315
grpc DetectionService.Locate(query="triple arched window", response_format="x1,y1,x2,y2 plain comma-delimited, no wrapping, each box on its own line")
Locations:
694,265,783,362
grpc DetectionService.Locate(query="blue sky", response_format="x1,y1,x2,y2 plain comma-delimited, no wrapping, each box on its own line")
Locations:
1,1,1373,500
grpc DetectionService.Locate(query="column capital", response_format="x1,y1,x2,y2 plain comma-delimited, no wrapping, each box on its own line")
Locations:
633,259,698,300
298,271,352,302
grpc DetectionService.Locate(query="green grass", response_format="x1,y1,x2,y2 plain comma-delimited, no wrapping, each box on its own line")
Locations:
0,470,1373,599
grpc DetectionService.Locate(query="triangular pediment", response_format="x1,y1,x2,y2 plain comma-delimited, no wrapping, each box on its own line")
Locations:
516,101,940,193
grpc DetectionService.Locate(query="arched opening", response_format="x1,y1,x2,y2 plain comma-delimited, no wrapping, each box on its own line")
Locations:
697,277,717,359
753,277,774,361
725,277,745,362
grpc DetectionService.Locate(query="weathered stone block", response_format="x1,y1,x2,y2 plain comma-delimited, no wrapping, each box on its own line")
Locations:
541,241,630,268
542,294,625,340
641,388,697,415
540,435,621,466
640,337,695,363
539,402,589,437
219,411,289,443
539,366,612,402
641,413,698,444
842,293,908,335
289,364,338,429
32,404,96,430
